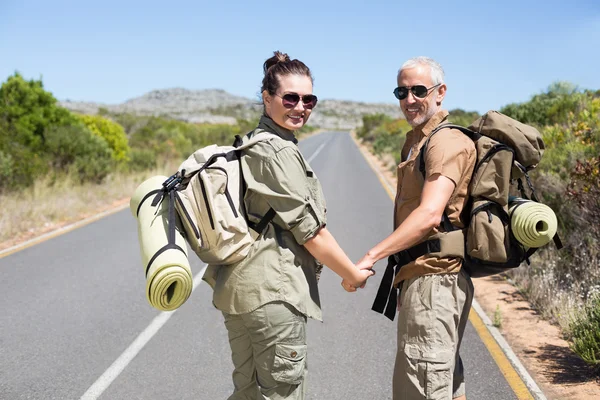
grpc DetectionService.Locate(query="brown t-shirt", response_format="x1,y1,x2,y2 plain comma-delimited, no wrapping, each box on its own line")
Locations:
393,110,476,285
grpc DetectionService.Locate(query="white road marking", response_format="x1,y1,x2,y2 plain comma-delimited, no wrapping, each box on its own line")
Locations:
79,266,207,400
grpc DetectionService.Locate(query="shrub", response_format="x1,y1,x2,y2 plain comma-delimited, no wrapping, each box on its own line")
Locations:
0,72,75,151
128,148,158,172
357,113,393,141
448,109,480,126
77,114,131,163
45,124,113,183
570,295,600,368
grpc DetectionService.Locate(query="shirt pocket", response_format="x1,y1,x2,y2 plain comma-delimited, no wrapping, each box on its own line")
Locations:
397,158,421,202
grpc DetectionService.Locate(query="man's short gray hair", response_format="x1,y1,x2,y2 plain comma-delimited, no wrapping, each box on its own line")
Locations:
398,57,445,85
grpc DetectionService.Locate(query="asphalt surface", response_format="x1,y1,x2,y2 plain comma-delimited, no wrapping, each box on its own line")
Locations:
0,131,520,399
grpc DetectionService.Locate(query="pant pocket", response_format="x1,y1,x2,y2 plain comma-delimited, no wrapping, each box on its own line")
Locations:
404,343,453,400
426,361,452,400
271,343,307,385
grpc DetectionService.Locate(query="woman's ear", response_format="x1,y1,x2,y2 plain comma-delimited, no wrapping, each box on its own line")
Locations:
262,90,273,115
262,90,271,106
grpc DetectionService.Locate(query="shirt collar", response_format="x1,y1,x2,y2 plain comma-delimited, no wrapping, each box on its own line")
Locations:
257,114,298,144
414,109,449,139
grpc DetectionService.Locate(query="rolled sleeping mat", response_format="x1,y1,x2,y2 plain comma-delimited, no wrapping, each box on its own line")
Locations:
130,176,193,311
509,198,558,248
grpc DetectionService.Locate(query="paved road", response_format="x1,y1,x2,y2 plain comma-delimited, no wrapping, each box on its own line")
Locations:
0,132,521,399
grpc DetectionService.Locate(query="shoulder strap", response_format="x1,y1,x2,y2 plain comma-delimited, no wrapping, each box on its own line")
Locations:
235,132,281,151
230,131,280,235
418,124,479,176
417,123,478,232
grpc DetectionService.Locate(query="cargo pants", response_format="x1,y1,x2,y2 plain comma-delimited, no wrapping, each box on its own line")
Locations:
223,301,308,400
393,269,474,400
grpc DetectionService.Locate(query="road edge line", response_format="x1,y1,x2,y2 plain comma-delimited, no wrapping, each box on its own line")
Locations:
471,300,546,400
0,203,130,259
0,132,326,260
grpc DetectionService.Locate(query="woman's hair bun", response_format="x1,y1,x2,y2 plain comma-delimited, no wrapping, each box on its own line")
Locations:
263,51,290,74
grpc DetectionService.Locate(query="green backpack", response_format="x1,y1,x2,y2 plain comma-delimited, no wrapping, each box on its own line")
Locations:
420,110,562,277
372,111,563,320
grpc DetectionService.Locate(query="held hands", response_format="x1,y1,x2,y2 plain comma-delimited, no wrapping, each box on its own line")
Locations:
341,253,377,293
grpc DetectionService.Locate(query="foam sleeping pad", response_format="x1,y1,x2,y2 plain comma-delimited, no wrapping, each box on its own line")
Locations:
130,176,193,311
509,199,558,249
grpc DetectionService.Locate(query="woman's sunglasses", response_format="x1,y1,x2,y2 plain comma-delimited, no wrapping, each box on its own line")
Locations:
276,93,318,109
393,84,441,100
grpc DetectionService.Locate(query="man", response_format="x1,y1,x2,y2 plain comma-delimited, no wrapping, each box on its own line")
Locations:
344,57,476,399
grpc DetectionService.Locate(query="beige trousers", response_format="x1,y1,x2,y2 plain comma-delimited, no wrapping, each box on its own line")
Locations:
393,269,474,400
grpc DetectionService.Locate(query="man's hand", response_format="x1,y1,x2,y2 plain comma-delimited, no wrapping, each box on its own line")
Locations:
356,253,376,271
355,253,377,288
341,268,375,292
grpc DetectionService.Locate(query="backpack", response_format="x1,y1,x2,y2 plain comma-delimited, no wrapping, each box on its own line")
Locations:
149,132,279,266
372,110,563,320
418,110,563,277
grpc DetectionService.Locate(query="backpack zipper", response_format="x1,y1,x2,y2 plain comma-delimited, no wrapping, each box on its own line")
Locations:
475,143,514,172
173,191,201,240
198,175,215,230
471,201,510,225
206,166,239,218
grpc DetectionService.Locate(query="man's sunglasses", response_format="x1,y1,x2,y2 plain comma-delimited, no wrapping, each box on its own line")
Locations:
393,84,441,100
276,93,318,109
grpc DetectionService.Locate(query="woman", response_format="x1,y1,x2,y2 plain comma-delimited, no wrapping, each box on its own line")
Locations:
202,51,373,399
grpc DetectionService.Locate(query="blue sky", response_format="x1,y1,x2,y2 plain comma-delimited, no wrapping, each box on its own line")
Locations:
1,0,599,113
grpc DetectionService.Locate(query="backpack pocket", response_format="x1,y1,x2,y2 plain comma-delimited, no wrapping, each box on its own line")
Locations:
177,164,254,265
174,184,206,255
470,139,514,205
466,200,510,263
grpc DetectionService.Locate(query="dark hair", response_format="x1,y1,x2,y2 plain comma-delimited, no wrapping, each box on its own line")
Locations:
261,51,313,96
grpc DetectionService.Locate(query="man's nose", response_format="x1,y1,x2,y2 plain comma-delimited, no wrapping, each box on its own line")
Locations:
405,91,418,103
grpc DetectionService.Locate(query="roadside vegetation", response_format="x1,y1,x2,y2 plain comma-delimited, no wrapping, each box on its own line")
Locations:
356,82,600,371
2,71,598,370
0,73,315,245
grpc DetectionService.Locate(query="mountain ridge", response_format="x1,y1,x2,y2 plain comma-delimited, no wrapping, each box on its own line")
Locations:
59,88,403,129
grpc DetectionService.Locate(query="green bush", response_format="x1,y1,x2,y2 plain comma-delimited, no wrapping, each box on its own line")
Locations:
570,295,600,367
0,141,49,191
357,113,393,141
45,124,113,183
447,109,480,127
78,114,131,163
128,148,158,172
0,72,75,151
500,81,583,127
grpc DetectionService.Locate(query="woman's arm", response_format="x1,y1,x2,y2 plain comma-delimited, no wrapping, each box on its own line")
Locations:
304,227,374,287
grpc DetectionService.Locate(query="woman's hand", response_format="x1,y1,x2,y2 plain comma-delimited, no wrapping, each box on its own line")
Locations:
341,267,375,292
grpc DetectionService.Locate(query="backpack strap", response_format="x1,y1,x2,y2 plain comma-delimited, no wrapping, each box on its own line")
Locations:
142,184,187,276
371,255,402,321
418,124,477,233
231,131,282,235
375,124,473,284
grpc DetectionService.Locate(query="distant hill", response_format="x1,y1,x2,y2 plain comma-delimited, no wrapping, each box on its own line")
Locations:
59,88,403,130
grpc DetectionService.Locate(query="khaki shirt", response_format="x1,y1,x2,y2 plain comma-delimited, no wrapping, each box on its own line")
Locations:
203,115,327,321
393,110,476,285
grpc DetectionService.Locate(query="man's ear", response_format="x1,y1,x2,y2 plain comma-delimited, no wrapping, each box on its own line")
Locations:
435,84,447,106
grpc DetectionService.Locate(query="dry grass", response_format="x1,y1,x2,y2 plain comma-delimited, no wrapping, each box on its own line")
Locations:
0,162,179,249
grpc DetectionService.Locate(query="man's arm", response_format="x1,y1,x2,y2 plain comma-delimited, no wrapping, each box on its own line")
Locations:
304,227,375,287
357,173,456,269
